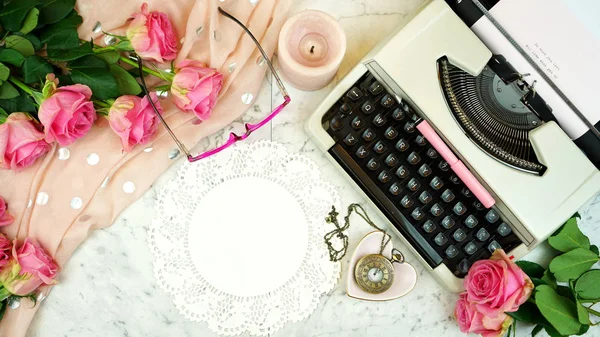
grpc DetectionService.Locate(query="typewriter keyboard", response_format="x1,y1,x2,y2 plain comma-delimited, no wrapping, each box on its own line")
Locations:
322,72,522,277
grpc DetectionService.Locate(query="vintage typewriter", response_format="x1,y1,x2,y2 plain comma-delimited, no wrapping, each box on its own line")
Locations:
306,0,600,292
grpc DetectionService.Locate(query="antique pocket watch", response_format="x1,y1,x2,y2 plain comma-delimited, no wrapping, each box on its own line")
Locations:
354,249,405,294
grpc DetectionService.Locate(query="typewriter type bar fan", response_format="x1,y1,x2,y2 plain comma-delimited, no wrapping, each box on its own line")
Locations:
438,56,550,175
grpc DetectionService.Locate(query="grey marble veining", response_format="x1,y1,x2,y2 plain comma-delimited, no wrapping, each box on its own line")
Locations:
27,1,600,336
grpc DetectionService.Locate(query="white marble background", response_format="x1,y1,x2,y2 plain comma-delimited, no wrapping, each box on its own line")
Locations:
28,0,600,336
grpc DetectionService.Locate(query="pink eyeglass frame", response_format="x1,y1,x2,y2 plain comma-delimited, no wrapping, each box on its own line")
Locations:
138,7,291,162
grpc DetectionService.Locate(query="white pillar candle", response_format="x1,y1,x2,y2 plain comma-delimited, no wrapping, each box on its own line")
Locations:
277,10,346,91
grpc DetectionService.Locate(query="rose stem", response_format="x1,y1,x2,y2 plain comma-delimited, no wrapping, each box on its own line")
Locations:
8,76,34,96
118,56,166,80
587,306,600,317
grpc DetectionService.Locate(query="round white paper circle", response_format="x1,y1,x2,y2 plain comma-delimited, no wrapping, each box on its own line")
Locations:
188,176,309,297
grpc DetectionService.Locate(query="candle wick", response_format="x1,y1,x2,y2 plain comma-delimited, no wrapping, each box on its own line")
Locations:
310,45,315,54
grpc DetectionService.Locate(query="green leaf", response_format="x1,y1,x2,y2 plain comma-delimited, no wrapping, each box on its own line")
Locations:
0,0,39,32
41,27,79,50
544,325,565,337
548,218,590,253
22,55,53,84
516,260,546,279
0,95,36,114
573,212,581,219
69,55,119,100
0,48,25,66
0,63,9,82
575,299,590,325
5,36,35,57
113,40,133,52
109,64,141,96
531,324,544,337
591,245,599,255
97,51,120,64
22,33,42,50
0,107,7,117
556,286,576,301
577,324,590,336
542,270,558,290
536,285,582,336
20,7,39,34
38,0,76,25
0,82,20,100
575,269,600,300
47,42,93,61
531,277,547,287
0,301,5,321
506,302,549,325
549,248,600,282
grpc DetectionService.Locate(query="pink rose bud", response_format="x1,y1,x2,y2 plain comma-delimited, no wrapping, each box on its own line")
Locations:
0,234,12,267
0,197,14,227
464,249,534,317
108,93,160,152
38,77,97,146
454,293,513,337
0,113,51,171
0,238,58,296
126,3,178,63
171,59,223,120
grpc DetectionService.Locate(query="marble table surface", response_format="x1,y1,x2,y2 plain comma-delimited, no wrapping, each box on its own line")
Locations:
28,0,600,336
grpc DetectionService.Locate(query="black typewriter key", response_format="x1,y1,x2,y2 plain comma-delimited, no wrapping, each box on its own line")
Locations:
391,107,405,121
361,128,375,141
450,174,460,184
426,148,439,159
438,160,450,171
458,259,470,274
400,195,414,208
330,116,343,131
497,222,512,236
430,176,443,190
422,220,436,233
352,116,365,130
461,188,472,198
464,242,477,255
418,164,432,177
385,126,398,140
415,135,427,146
347,87,363,101
441,189,455,203
389,182,402,196
361,101,375,115
343,133,358,146
373,113,387,127
434,233,448,246
373,141,387,154
476,228,490,241
446,245,459,259
395,138,409,152
340,103,351,114
419,191,432,204
381,94,395,108
488,240,502,254
453,202,467,216
404,121,416,134
464,215,478,229
396,165,409,179
485,209,500,223
411,207,424,221
407,152,421,165
406,178,420,192
453,228,467,242
401,101,411,113
473,201,485,211
367,158,380,171
430,203,443,217
369,81,384,95
385,153,399,167
441,215,455,229
356,146,369,159
378,170,391,183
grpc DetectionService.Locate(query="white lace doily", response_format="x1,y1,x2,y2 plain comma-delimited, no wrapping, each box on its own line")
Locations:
148,141,341,336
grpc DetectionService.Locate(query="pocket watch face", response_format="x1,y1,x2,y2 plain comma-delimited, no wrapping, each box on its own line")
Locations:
354,254,394,294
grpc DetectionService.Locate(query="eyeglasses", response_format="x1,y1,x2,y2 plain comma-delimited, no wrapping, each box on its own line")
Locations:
138,7,290,162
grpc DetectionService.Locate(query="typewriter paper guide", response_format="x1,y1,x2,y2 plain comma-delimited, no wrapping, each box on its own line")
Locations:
368,0,600,246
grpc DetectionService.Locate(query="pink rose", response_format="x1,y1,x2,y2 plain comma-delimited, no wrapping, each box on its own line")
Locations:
0,197,14,227
0,239,58,296
108,94,160,152
171,59,223,120
465,249,533,317
455,293,513,337
0,113,51,171
126,3,177,63
38,76,96,146
0,234,12,267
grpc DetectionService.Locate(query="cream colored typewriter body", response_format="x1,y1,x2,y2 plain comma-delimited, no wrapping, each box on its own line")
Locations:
306,0,600,292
